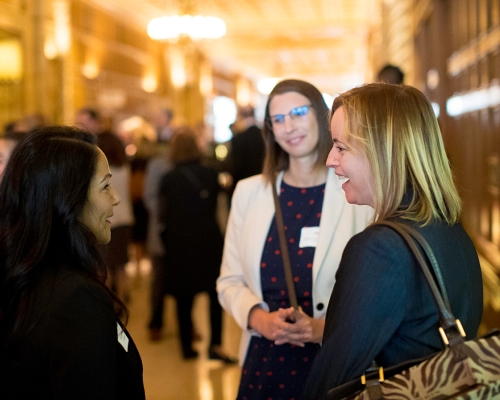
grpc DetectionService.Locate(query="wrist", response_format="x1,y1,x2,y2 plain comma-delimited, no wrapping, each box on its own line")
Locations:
248,305,266,332
311,318,325,344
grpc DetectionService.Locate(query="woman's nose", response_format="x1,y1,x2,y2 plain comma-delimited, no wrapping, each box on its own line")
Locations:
326,148,338,169
111,187,121,206
283,115,296,132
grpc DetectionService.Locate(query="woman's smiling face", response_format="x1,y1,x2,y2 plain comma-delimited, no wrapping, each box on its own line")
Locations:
268,91,319,162
79,148,120,244
326,107,375,207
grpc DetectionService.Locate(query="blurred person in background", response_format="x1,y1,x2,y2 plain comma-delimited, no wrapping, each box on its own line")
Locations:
143,140,172,341
154,108,175,143
117,116,158,279
76,108,105,136
376,63,405,84
217,79,372,399
21,113,47,131
158,127,236,363
226,105,265,203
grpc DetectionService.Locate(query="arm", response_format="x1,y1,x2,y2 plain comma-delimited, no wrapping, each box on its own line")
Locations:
216,183,269,332
302,228,408,399
46,279,119,399
217,181,320,344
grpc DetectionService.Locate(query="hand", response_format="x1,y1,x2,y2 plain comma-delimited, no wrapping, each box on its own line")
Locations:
248,306,298,342
273,307,325,346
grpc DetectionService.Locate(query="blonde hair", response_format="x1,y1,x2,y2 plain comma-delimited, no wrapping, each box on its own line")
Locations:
332,83,461,225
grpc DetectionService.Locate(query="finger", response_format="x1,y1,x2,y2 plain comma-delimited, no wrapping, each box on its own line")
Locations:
275,338,305,347
278,307,295,319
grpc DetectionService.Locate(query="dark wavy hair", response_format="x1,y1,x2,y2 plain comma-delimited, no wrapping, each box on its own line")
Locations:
262,79,330,183
0,125,125,354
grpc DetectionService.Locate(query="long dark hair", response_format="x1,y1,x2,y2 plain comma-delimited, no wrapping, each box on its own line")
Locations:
0,126,124,354
262,79,330,183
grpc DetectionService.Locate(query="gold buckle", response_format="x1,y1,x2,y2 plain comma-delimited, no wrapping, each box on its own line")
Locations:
361,367,385,385
439,319,467,345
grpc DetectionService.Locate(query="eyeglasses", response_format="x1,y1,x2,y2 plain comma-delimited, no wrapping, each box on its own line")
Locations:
266,104,313,130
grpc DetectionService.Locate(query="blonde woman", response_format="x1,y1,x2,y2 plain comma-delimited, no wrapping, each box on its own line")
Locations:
303,83,483,399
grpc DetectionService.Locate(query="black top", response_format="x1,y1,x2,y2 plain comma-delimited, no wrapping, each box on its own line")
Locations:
229,125,265,188
302,219,483,399
0,268,145,400
159,161,223,296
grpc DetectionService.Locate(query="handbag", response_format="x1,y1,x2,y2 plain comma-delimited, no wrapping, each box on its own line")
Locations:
271,178,299,310
327,220,500,400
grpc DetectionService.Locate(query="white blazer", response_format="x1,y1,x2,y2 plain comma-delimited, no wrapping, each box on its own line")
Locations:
217,169,373,363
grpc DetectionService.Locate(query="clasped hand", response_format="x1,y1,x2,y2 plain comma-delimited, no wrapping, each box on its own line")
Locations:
249,306,323,347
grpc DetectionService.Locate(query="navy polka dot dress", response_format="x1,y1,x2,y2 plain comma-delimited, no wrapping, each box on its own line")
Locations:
237,181,326,400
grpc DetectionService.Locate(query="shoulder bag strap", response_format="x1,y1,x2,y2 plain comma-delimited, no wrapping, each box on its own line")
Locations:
375,220,465,344
271,178,299,310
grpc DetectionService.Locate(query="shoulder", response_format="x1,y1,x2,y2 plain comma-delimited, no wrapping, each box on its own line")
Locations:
233,174,267,195
231,174,269,214
50,269,114,311
343,224,411,265
197,163,218,175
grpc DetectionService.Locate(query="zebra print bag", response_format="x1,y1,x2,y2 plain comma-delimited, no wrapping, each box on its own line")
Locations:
327,221,500,400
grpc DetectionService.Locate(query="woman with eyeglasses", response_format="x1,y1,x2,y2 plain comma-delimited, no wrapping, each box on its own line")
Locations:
217,79,372,399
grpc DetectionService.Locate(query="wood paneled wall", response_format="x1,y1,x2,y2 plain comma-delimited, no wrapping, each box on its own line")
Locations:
414,0,500,332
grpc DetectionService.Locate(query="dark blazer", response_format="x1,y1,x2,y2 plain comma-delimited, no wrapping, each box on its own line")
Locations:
302,219,483,400
229,124,265,188
0,268,145,400
159,161,224,297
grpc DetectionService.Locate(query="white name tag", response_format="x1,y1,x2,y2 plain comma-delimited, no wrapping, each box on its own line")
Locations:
299,226,320,248
117,322,129,352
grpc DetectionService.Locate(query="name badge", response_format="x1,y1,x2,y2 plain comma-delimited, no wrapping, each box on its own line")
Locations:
299,226,320,248
117,322,129,352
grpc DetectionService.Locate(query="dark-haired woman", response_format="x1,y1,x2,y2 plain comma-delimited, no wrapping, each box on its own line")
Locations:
216,79,372,399
0,126,145,399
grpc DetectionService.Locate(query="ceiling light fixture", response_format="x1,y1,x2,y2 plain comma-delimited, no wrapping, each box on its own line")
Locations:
147,14,226,41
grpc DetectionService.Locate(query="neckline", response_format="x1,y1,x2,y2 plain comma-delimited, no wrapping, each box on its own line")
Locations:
281,180,326,190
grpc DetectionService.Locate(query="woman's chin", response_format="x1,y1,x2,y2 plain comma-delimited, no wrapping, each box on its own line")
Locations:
97,232,111,245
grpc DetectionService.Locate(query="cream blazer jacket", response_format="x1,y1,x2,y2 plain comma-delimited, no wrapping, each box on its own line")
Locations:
217,169,373,363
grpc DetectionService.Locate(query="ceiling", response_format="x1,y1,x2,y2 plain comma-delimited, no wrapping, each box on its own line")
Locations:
85,0,381,95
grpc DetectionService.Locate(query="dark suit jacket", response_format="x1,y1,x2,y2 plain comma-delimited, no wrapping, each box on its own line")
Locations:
229,125,265,188
302,219,483,399
1,268,145,400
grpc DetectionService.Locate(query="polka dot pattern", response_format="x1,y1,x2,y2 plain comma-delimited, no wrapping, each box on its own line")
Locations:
237,181,325,400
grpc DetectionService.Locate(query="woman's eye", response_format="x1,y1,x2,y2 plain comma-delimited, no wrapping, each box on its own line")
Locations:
335,145,346,153
103,184,110,190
